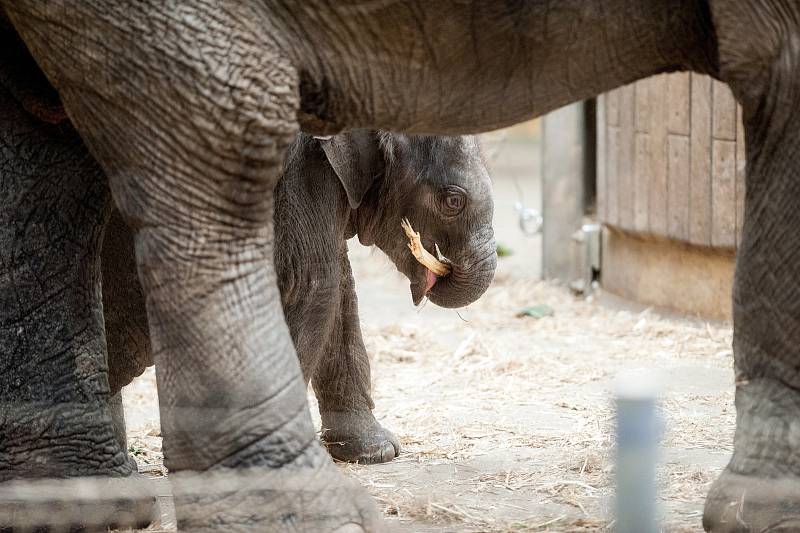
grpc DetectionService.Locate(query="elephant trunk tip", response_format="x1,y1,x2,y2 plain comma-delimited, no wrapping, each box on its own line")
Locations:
424,248,497,309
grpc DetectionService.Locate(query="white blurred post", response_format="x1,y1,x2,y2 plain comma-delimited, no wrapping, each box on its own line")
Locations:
615,374,660,533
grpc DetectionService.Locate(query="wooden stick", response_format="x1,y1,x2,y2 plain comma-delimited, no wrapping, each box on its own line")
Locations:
401,218,452,277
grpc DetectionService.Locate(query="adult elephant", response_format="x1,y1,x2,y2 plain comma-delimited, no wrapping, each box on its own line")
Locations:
0,1,796,532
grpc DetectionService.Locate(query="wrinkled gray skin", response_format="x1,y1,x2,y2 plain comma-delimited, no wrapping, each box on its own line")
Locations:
0,1,797,532
104,130,495,465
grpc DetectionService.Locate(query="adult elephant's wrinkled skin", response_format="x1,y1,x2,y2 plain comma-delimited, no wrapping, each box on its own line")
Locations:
0,1,798,532
104,130,495,465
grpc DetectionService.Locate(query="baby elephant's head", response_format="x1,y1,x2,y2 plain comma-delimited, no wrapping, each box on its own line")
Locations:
322,130,496,308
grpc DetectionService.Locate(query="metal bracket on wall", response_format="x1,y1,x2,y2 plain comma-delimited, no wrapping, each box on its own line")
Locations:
569,222,601,296
515,201,543,236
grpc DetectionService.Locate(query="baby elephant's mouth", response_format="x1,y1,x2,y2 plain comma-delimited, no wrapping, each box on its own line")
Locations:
401,218,451,306
401,219,497,309
421,243,451,298
409,246,453,306
424,269,438,294
410,266,443,306
410,266,442,306
409,246,498,309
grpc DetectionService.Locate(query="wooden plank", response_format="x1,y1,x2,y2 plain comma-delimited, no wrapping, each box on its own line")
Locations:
667,134,691,241
635,79,651,133
597,94,607,222
603,230,735,321
712,81,738,141
606,88,620,126
667,73,691,135
606,125,620,226
617,83,636,231
689,74,712,246
633,77,653,232
542,102,588,280
712,139,737,248
633,133,653,233
634,132,651,232
648,75,669,235
735,104,747,247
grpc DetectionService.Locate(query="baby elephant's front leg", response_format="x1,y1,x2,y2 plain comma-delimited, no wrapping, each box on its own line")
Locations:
313,255,400,464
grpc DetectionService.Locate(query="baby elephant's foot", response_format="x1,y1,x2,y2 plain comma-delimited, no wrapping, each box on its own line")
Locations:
321,410,401,464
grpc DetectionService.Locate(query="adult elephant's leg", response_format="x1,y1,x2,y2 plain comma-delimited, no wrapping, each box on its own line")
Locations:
103,209,152,396
314,251,400,464
102,210,152,471
5,3,378,531
703,6,800,532
0,82,154,528
109,390,139,470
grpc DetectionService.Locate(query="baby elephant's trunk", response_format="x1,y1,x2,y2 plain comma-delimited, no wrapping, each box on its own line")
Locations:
426,234,497,309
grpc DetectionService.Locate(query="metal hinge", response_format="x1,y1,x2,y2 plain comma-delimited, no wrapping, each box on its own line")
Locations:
569,222,601,296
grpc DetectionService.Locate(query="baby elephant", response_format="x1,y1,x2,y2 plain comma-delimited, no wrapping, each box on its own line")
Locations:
275,131,496,462
102,130,496,464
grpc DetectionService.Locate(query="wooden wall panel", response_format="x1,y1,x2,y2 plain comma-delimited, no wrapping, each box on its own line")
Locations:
666,73,690,135
597,73,745,251
635,80,650,133
633,132,651,232
712,81,738,141
606,123,620,227
617,85,636,230
648,76,669,236
596,94,607,221
689,74,712,246
712,140,737,248
606,89,620,126
667,135,690,241
735,105,747,245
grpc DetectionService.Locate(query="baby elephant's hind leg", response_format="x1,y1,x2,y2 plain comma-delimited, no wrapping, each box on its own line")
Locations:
313,253,400,464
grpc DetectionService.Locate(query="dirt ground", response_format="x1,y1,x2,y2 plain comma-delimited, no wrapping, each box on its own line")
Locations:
121,129,736,532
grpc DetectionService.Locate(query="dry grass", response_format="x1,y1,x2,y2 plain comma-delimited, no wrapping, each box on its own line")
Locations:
308,269,733,531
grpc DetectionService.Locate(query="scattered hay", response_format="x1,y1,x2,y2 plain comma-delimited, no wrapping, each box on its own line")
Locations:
123,264,736,532
344,271,734,531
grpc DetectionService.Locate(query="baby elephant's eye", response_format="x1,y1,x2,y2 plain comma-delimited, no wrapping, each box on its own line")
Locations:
439,186,467,215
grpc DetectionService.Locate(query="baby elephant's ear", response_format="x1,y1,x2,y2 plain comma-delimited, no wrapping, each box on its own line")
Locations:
317,130,383,210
